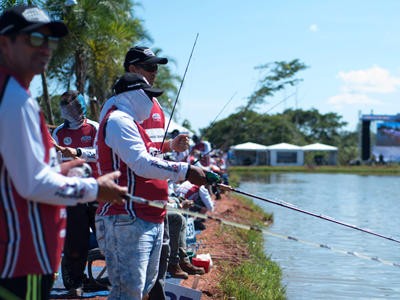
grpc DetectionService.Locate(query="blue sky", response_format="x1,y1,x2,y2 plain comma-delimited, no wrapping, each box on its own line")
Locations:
136,0,400,133
29,1,400,134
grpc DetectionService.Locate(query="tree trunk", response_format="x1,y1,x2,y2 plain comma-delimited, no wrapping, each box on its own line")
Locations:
75,47,86,94
41,72,54,125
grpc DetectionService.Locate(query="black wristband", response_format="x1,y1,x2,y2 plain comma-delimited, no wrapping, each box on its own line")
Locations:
185,164,191,181
76,148,82,157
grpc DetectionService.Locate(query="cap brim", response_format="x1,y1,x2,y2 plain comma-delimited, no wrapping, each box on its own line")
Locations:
22,21,68,37
142,56,168,65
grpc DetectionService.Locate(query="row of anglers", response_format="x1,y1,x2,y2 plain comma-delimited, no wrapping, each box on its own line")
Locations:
0,4,231,300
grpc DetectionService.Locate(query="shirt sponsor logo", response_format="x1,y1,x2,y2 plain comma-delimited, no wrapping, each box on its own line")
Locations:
81,135,92,143
63,137,72,145
150,160,179,173
55,183,85,199
152,113,161,122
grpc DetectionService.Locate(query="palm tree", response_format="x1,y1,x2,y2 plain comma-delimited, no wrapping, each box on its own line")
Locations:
2,1,182,123
45,0,149,119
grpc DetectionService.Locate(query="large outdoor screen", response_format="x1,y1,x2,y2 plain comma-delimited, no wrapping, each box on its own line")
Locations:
372,121,400,162
376,122,400,146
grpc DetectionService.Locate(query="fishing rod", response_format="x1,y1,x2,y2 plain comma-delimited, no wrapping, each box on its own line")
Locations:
219,184,400,244
160,33,199,151
123,193,400,269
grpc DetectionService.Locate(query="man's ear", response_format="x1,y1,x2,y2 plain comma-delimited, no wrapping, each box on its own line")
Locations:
128,64,137,73
0,35,8,50
0,36,10,61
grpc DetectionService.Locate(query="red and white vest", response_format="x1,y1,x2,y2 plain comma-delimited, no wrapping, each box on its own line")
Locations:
96,107,168,223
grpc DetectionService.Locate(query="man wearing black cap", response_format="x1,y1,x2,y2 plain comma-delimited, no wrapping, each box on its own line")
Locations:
95,72,213,300
0,5,127,299
99,47,191,298
100,46,189,153
124,47,192,298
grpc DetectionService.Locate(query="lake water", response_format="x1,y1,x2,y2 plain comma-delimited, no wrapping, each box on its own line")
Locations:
238,173,400,299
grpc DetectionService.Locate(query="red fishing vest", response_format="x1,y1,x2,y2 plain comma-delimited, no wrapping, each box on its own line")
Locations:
96,107,168,223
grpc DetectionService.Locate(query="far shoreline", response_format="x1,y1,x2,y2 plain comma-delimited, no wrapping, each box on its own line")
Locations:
229,164,400,175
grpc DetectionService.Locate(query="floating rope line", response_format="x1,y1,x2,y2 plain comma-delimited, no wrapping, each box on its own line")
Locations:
123,194,400,269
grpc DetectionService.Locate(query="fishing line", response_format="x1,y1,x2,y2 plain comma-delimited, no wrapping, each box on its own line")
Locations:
204,91,237,134
219,184,400,244
123,194,400,269
190,91,237,165
264,91,296,114
161,33,199,150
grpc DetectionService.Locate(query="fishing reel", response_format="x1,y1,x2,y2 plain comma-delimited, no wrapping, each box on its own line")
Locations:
205,171,221,185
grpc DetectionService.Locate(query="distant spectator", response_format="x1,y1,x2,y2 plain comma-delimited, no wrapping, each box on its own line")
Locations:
191,135,212,167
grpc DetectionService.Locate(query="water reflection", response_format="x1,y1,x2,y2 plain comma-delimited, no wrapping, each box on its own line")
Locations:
239,172,306,184
239,173,400,299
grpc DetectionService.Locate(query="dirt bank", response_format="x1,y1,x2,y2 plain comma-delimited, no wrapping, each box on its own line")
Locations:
180,191,267,299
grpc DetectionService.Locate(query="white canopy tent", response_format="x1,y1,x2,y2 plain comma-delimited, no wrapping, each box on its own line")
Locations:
266,143,304,166
301,143,338,151
301,143,338,165
229,142,269,165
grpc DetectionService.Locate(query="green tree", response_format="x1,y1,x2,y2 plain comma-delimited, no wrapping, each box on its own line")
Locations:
2,1,186,124
336,130,358,164
152,48,181,115
283,108,348,144
0,0,45,11
205,110,307,151
44,0,148,120
203,59,308,150
245,59,308,111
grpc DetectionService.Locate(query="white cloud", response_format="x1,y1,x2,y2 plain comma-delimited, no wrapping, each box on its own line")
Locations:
309,24,318,32
338,66,400,94
328,93,382,108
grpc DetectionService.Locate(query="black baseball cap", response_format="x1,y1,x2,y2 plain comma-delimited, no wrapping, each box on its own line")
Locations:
113,73,164,98
124,46,168,70
0,5,68,37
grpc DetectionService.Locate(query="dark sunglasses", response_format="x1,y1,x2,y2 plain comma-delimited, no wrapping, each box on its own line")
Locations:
137,63,158,72
28,32,60,50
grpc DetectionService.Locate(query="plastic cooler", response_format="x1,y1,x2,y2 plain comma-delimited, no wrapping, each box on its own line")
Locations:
191,256,211,273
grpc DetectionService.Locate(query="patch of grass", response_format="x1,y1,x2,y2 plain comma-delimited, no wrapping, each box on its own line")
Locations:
218,197,285,300
230,165,400,175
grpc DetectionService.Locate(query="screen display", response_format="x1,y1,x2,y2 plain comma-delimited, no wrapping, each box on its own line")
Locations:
376,122,400,146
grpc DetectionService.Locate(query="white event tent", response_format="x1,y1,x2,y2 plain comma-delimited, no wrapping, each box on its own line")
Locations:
229,142,269,165
266,143,304,166
301,143,338,165
229,142,339,166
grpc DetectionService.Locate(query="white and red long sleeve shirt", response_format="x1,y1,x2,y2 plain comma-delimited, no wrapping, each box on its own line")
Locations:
0,69,99,278
175,180,214,212
96,90,190,223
